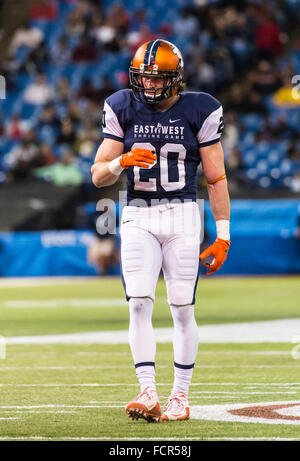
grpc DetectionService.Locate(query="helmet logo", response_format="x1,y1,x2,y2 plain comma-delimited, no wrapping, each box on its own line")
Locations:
171,45,183,68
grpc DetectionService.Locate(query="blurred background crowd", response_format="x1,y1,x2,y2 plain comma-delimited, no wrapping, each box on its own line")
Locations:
0,0,299,192
0,0,299,275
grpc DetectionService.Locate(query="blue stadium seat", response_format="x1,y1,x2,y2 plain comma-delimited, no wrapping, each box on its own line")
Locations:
239,114,264,133
37,126,59,145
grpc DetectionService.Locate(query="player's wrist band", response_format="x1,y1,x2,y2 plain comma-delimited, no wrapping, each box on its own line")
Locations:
207,174,226,185
108,156,125,176
216,219,230,241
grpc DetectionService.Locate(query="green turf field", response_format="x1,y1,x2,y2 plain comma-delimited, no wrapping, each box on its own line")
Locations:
0,276,300,441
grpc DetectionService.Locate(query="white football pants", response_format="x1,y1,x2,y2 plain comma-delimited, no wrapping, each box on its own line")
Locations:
120,201,201,306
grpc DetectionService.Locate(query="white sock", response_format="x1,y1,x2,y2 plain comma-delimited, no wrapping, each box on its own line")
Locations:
170,304,199,396
129,297,156,391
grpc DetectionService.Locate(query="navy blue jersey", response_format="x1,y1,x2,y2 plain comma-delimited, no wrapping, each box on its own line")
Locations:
102,89,223,205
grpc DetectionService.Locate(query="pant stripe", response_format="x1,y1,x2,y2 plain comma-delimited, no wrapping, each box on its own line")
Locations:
135,362,155,368
174,362,195,370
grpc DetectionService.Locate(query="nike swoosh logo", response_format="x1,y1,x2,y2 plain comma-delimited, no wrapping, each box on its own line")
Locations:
169,119,181,123
122,220,134,224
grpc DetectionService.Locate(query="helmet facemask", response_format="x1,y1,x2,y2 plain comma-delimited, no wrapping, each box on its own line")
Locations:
129,65,183,104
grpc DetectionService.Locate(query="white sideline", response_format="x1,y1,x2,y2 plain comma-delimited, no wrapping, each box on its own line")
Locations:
4,318,300,344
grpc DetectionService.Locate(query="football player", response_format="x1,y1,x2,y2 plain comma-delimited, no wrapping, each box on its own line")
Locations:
91,39,230,422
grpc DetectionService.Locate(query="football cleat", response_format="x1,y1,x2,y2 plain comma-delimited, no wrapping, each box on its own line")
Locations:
126,387,161,423
161,392,190,421
129,39,184,104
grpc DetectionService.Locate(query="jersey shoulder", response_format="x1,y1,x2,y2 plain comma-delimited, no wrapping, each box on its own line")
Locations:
105,89,133,112
180,92,223,147
102,89,134,141
181,91,222,117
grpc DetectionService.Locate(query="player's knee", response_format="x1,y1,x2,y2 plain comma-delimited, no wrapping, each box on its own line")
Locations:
129,297,153,325
129,296,152,309
167,282,194,306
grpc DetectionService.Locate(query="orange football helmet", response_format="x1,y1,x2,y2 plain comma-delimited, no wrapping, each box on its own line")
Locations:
129,39,184,104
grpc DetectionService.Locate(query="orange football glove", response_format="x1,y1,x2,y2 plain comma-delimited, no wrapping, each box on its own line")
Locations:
199,238,230,275
120,148,157,169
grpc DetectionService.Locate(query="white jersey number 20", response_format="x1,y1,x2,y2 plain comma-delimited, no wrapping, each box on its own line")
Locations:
132,142,187,192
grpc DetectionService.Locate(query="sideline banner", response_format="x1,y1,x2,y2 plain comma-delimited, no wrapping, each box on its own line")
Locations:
0,231,99,277
204,199,300,275
0,200,299,276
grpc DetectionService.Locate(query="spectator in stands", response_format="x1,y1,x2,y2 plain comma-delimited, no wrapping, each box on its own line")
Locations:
255,12,285,60
6,114,31,140
250,60,282,95
21,39,49,74
23,73,54,105
33,149,84,186
107,3,130,37
82,99,101,126
226,82,268,115
93,14,124,53
128,9,149,34
39,142,56,166
95,76,115,105
5,131,41,181
77,77,98,101
172,6,199,41
10,20,44,55
195,57,216,93
50,36,72,65
65,5,87,37
72,36,98,62
57,117,76,146
38,103,61,130
66,101,82,125
75,119,100,156
56,77,72,102
30,0,58,21
77,120,99,144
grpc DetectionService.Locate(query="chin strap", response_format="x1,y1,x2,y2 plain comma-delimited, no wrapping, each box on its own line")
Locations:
207,174,227,185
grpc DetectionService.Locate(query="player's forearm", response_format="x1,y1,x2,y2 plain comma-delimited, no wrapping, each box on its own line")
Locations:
207,179,230,236
91,160,123,187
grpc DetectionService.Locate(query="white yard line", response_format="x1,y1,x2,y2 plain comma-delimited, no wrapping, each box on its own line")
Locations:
1,382,300,387
4,318,300,344
0,383,300,392
1,364,298,370
0,404,124,409
0,417,21,420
